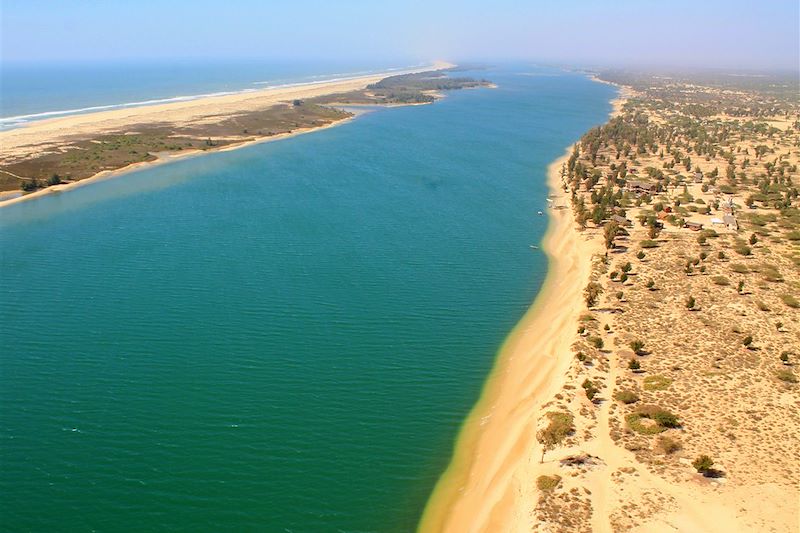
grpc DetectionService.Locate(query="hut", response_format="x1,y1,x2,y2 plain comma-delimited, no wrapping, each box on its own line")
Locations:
611,214,633,227
684,221,704,231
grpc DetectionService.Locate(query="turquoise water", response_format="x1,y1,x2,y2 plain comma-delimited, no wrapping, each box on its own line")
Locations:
0,67,614,531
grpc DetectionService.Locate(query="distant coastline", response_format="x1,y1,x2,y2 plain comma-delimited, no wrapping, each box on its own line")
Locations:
1,61,490,207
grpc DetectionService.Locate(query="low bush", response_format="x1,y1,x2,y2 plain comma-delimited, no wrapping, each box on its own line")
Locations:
644,375,672,391
780,294,799,309
614,390,639,404
692,455,714,474
536,475,561,491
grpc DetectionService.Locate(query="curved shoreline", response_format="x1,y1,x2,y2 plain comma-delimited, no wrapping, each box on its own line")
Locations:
417,81,626,529
0,62,454,208
418,144,599,531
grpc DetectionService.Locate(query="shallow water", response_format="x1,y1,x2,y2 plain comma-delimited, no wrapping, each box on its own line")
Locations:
0,66,614,531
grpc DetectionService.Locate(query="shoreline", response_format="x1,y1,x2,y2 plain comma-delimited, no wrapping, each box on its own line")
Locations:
418,92,615,532
0,116,357,208
0,61,454,208
418,148,600,532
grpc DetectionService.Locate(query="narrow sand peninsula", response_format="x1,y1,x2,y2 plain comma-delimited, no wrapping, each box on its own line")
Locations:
419,148,601,532
0,116,356,208
0,61,451,162
0,62,453,207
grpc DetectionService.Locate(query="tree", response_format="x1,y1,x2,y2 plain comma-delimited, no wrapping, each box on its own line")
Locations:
628,358,641,370
604,221,620,249
686,296,696,310
47,173,62,186
585,282,603,308
536,412,574,463
743,335,753,348
749,233,758,245
737,281,744,294
636,250,646,260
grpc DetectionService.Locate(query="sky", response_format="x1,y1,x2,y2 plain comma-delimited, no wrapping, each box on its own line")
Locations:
2,0,799,70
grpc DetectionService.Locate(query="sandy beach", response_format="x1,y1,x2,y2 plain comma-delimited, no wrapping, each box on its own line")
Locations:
422,70,800,532
418,145,602,532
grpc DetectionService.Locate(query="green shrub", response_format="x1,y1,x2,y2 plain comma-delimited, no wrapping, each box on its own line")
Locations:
614,390,639,404
589,336,604,349
582,379,599,400
692,455,714,474
640,240,658,249
777,370,798,383
712,276,729,286
630,339,645,354
653,410,680,428
626,406,680,435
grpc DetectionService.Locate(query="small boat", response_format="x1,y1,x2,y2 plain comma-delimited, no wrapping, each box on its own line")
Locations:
537,211,544,215
529,245,539,250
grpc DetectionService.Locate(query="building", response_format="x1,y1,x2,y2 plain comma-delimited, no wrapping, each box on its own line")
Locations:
625,180,659,196
611,214,633,227
684,221,704,231
723,214,738,231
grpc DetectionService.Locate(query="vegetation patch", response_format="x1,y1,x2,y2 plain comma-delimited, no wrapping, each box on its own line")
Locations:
627,405,680,435
644,375,673,391
780,294,799,308
614,389,640,404
536,475,561,492
657,435,682,455
731,263,749,274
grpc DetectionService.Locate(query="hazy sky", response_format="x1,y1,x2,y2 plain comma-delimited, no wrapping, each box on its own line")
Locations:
2,0,798,70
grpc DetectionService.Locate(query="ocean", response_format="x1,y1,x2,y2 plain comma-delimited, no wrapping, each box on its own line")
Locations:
0,59,419,128
0,65,615,531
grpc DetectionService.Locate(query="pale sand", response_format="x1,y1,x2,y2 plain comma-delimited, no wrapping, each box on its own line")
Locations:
0,62,452,208
0,61,452,163
418,147,602,532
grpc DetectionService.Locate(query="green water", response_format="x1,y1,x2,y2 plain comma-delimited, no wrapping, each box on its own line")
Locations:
0,66,614,531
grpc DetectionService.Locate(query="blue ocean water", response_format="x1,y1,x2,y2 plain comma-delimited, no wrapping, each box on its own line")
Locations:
0,59,418,126
0,66,615,531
